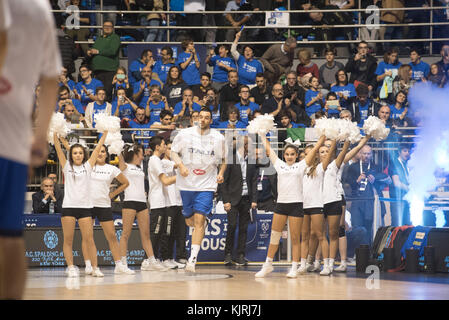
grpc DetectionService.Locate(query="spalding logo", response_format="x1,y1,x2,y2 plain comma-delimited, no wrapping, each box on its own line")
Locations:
193,169,206,175
44,230,58,249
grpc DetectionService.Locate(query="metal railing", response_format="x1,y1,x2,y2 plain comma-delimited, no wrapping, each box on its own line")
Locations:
53,2,449,54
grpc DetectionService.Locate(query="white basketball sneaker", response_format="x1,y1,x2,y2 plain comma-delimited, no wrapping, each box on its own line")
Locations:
255,262,274,278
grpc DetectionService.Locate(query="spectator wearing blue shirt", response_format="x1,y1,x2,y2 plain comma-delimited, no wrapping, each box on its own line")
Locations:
74,64,104,109
176,39,201,86
217,106,247,132
85,87,112,128
128,49,155,88
331,69,357,110
144,85,170,124
323,92,342,119
409,48,430,82
112,87,139,124
375,47,402,84
128,107,154,150
132,65,163,108
173,88,202,120
153,46,176,85
389,91,409,127
347,83,379,126
231,31,264,86
234,85,260,125
206,44,237,92
57,85,84,116
305,76,324,117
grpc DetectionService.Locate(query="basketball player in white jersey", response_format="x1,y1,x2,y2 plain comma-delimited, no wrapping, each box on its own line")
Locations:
0,0,62,299
170,107,227,272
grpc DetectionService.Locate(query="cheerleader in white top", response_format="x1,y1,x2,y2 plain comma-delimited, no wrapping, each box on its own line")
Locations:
298,135,328,274
324,135,371,273
118,144,167,272
54,132,108,278
255,134,326,278
90,144,135,274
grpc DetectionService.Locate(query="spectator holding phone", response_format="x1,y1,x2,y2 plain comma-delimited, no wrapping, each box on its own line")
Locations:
111,67,130,99
324,92,342,119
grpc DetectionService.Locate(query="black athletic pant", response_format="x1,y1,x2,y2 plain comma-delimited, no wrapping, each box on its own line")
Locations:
160,206,177,261
150,207,167,260
173,206,187,261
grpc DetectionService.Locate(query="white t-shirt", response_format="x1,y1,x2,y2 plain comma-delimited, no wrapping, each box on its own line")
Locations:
303,163,325,209
90,164,122,208
62,161,93,209
162,158,182,207
273,158,306,203
148,155,167,210
184,0,205,12
323,160,344,204
329,0,349,8
171,127,225,192
123,163,146,202
0,0,62,165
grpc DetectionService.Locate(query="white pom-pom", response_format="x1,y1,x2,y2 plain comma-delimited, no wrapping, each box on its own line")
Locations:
314,118,340,140
314,118,327,137
108,139,125,155
94,114,121,133
247,114,276,135
338,119,362,143
105,131,124,155
48,112,70,144
363,116,390,141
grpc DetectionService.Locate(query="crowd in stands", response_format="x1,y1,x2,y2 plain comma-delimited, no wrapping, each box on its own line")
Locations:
50,0,449,57
49,16,449,141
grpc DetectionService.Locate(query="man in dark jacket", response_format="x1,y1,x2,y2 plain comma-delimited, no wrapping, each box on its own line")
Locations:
345,41,378,92
32,177,63,214
436,45,449,85
342,145,391,244
220,136,254,266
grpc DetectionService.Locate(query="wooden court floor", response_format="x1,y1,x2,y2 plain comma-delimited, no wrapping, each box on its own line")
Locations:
23,263,449,300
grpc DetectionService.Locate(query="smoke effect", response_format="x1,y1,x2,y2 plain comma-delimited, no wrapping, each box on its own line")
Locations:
405,83,449,226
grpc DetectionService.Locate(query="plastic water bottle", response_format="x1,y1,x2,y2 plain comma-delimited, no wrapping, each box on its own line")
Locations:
49,201,55,214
